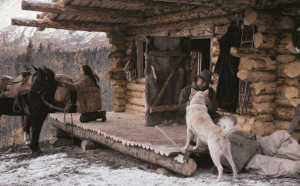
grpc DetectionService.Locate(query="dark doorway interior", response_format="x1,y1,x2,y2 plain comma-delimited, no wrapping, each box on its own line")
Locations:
189,38,211,83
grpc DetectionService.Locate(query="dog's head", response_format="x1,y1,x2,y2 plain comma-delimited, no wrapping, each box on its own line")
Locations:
190,88,209,105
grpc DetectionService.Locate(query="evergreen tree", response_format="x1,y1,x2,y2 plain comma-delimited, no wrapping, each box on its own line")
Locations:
24,39,34,71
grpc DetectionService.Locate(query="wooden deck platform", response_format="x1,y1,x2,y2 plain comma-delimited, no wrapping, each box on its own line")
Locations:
49,112,208,176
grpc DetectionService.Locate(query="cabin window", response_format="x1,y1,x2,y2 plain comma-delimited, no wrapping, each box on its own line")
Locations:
136,41,146,78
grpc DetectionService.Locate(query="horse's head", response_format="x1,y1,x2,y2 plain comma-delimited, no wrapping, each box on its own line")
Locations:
30,66,58,101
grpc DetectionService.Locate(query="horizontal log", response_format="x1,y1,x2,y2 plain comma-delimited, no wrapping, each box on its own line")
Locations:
114,99,127,107
114,86,127,94
22,0,142,22
274,120,300,130
277,78,299,86
255,114,274,122
244,9,295,33
113,105,126,112
112,92,126,98
148,51,187,57
11,18,125,32
254,32,276,49
214,24,229,35
275,32,297,54
127,16,231,36
150,104,179,113
250,81,277,95
107,51,127,58
125,104,145,113
251,121,276,136
237,70,276,82
127,83,145,92
251,94,275,102
51,119,197,176
127,90,145,98
108,36,127,44
111,58,127,66
128,97,146,106
112,44,127,52
239,57,276,71
277,85,300,99
252,102,276,114
275,97,300,108
274,107,296,121
283,60,300,78
230,47,275,58
111,80,128,86
104,70,126,80
276,54,297,64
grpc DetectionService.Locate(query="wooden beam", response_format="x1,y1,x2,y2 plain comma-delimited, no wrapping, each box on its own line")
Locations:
22,0,143,21
11,18,125,32
150,104,178,113
130,7,234,27
149,51,187,57
127,16,231,35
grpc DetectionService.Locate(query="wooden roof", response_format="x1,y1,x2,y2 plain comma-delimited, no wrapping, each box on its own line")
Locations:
12,0,300,35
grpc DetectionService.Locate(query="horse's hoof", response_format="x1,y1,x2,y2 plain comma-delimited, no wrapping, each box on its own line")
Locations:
31,149,43,156
24,141,31,146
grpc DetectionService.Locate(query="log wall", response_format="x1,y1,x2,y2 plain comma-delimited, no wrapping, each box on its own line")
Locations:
105,10,300,141
233,9,300,140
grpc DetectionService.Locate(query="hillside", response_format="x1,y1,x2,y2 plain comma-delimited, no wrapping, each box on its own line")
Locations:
0,0,110,55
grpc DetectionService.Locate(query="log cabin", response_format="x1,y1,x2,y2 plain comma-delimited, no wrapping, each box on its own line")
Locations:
11,0,300,175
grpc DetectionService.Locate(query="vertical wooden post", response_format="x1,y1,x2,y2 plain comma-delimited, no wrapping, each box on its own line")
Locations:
136,41,144,78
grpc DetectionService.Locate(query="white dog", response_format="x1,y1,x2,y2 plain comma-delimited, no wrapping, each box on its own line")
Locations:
184,88,237,182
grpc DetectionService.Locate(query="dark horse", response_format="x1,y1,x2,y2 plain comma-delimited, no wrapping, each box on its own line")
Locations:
0,67,58,154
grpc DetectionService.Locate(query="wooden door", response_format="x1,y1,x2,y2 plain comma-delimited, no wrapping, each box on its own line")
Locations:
145,36,190,126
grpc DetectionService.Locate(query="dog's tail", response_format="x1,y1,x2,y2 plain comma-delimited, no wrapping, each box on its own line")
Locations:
218,116,236,138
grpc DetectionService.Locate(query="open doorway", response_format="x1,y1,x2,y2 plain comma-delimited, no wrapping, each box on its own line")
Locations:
189,38,211,83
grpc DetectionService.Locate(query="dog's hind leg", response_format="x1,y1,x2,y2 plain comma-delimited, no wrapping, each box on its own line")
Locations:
193,136,202,150
223,141,238,179
183,128,193,150
208,141,223,182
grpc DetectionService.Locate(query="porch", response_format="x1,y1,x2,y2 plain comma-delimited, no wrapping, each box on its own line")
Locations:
49,112,208,176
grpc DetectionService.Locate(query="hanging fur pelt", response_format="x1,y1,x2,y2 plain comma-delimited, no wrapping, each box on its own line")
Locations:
124,41,137,81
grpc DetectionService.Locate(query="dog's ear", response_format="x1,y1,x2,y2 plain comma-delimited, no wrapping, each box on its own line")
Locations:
204,89,209,96
191,88,196,95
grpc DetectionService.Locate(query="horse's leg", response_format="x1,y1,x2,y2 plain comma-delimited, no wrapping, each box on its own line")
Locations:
22,115,31,145
30,111,48,154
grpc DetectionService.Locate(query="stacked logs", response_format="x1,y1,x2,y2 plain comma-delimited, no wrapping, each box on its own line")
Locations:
106,31,128,112
236,9,299,139
125,78,146,114
276,55,300,123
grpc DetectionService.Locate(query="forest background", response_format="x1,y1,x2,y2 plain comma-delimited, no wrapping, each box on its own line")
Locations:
0,32,113,146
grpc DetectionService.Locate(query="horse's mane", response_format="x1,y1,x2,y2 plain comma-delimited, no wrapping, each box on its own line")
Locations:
43,67,55,79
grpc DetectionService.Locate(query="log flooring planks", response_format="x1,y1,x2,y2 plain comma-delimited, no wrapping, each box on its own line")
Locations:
49,112,199,157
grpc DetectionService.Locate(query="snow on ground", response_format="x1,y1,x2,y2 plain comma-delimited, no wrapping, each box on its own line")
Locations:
0,145,299,186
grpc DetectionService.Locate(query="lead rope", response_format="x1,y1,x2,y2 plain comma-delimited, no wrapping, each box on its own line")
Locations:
40,93,74,147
